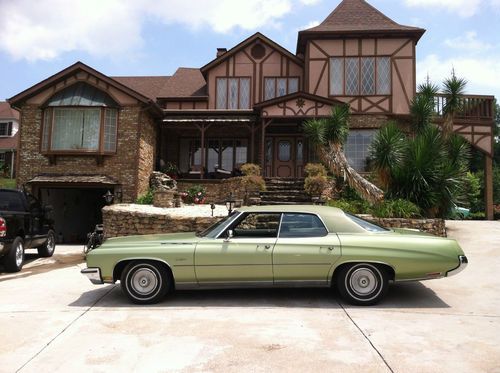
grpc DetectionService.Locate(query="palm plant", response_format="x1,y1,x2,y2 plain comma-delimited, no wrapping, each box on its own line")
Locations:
410,81,440,134
304,105,384,203
442,71,467,136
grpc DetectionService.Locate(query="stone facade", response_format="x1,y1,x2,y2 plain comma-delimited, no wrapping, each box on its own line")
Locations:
361,215,447,237
102,205,218,238
102,205,447,238
17,104,156,202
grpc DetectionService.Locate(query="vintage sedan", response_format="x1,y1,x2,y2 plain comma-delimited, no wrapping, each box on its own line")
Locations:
81,205,467,305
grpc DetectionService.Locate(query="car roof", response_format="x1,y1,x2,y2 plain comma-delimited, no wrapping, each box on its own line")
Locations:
235,204,365,233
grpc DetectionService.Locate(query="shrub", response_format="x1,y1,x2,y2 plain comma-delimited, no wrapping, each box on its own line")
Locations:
372,199,421,219
464,172,482,212
304,163,327,177
136,189,154,205
327,199,371,214
304,175,328,196
241,174,266,191
240,163,261,176
182,185,207,204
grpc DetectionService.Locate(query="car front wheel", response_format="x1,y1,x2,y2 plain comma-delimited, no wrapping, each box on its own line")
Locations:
121,261,170,304
336,263,389,306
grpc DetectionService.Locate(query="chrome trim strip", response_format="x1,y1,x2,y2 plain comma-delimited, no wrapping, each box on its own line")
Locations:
447,255,468,277
177,280,331,290
214,211,244,240
81,267,103,285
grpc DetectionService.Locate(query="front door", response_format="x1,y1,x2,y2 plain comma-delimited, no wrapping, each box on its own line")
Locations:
273,137,294,178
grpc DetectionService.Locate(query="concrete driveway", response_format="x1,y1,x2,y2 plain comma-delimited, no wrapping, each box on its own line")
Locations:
1,221,499,373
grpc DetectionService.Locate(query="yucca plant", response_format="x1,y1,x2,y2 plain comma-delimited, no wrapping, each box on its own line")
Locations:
304,105,384,203
442,72,467,136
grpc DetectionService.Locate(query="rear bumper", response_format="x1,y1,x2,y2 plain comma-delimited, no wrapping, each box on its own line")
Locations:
81,267,104,285
447,255,468,277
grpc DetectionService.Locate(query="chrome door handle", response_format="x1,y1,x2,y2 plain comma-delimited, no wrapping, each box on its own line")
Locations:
264,245,271,250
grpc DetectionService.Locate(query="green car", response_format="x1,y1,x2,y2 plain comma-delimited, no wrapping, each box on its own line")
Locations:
82,205,467,306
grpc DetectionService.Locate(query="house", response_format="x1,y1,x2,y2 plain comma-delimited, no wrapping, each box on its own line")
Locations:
8,0,496,241
0,101,19,179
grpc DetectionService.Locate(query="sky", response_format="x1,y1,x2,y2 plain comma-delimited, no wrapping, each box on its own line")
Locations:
0,0,499,101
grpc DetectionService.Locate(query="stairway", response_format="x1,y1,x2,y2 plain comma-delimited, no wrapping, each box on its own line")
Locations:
260,178,312,205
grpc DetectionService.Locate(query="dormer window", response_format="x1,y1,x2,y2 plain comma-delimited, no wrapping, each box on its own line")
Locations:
41,82,118,154
330,57,391,96
0,122,12,137
264,77,299,100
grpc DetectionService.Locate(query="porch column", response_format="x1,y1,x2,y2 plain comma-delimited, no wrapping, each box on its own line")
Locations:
260,119,272,175
200,123,206,180
10,151,15,179
485,154,494,220
250,122,255,162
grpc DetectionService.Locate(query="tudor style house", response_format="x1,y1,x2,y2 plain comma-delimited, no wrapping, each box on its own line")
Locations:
8,0,496,240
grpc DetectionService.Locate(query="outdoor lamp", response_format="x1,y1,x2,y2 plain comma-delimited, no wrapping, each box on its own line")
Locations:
210,203,216,217
225,193,236,215
103,190,115,205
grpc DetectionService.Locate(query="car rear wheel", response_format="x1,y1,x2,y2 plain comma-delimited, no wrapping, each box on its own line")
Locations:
3,237,25,272
37,230,56,257
336,263,389,306
121,261,169,304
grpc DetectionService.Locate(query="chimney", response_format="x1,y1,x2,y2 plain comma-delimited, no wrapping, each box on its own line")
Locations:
217,48,227,58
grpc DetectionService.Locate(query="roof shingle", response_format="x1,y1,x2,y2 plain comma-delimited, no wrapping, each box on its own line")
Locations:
0,102,20,120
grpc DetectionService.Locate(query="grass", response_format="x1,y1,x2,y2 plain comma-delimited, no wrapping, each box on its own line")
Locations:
0,178,16,189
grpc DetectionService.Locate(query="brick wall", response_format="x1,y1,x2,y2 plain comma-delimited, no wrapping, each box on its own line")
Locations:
17,104,156,202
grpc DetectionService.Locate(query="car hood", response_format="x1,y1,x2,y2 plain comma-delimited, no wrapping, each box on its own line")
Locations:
99,232,199,249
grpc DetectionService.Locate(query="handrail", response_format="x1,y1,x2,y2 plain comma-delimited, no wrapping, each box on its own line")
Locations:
433,94,495,122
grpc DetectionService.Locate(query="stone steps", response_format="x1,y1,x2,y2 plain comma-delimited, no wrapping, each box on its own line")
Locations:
260,178,312,205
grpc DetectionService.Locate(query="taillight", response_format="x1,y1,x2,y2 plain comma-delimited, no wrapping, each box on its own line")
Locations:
0,217,6,237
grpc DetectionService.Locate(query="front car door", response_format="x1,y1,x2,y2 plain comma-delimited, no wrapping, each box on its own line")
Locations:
194,212,281,286
273,213,341,285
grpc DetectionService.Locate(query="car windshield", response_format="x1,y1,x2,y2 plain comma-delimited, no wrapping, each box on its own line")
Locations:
196,211,238,238
0,191,25,212
346,213,389,233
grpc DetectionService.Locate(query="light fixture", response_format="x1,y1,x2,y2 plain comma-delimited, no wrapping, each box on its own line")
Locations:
225,193,236,215
103,190,115,205
210,203,216,217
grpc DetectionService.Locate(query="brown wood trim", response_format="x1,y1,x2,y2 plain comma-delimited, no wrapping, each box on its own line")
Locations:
393,60,411,110
98,108,105,156
309,40,330,58
313,60,328,95
391,39,413,57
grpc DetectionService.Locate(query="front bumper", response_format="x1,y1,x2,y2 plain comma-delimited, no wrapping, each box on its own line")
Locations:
447,255,468,277
81,267,104,284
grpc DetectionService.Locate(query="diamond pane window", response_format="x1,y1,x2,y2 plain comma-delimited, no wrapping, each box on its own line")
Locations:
361,58,375,95
377,57,391,95
216,79,227,109
288,78,299,94
42,109,52,151
228,79,239,109
345,58,359,95
278,141,291,162
330,58,344,95
277,78,287,97
239,78,250,109
345,130,376,171
264,78,275,101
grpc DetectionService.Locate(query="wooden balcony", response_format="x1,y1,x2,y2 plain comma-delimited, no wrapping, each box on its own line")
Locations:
433,94,495,124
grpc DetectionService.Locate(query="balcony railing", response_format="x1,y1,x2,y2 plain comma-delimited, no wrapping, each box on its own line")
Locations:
433,94,495,122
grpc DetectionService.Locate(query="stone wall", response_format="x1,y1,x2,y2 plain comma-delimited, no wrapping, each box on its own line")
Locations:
17,104,156,202
102,205,447,238
102,205,219,237
360,215,447,237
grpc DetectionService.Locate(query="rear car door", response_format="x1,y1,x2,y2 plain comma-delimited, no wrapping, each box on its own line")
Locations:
273,213,341,284
194,212,281,285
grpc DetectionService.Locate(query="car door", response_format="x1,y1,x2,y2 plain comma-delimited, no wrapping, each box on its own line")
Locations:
194,212,281,285
25,193,46,248
273,213,341,285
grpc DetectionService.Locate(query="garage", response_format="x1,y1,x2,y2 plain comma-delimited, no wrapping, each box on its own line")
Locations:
28,175,120,244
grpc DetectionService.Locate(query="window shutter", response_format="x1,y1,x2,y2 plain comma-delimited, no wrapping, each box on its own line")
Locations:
7,122,12,136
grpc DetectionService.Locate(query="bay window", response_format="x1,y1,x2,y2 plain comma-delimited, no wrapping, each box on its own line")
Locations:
330,57,391,96
216,77,251,109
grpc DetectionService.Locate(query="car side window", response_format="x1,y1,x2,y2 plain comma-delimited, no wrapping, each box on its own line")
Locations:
279,213,328,238
231,213,281,238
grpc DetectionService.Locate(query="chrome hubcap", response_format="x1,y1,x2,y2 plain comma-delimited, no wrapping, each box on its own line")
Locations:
131,268,157,295
46,234,54,253
350,268,377,296
15,243,23,267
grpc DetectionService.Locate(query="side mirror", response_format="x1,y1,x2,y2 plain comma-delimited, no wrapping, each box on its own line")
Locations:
224,230,233,241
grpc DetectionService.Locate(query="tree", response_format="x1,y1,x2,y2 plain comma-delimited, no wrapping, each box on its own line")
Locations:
304,105,384,204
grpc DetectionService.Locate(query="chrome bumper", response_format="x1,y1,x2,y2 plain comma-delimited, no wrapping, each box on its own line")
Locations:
447,255,468,277
81,267,104,284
